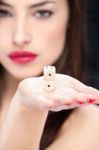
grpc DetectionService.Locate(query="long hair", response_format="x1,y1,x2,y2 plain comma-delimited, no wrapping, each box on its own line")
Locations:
40,0,87,149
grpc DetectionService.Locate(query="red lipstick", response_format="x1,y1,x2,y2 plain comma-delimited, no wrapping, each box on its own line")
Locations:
8,51,38,64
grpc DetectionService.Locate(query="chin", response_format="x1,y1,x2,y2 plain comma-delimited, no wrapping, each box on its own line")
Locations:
10,70,43,80
12,73,35,80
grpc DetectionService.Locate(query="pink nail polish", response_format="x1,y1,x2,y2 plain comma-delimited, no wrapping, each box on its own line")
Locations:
66,102,73,106
77,100,84,105
87,99,96,104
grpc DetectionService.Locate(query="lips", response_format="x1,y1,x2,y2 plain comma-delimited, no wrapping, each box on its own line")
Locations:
8,51,38,64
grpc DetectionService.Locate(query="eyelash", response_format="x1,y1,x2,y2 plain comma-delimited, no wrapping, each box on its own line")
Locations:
0,9,12,17
0,9,53,19
33,10,53,19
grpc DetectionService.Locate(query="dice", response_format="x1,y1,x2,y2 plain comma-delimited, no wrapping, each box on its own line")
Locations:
43,66,56,92
43,80,55,91
44,66,56,80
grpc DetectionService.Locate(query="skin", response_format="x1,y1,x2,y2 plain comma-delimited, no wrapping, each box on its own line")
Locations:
0,0,69,122
0,0,99,150
0,0,69,79
1,75,99,150
0,0,69,116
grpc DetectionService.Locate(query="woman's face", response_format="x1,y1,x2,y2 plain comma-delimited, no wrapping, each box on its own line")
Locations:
0,0,69,79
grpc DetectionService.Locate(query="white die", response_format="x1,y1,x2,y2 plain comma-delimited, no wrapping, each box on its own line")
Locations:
43,80,55,92
43,66,56,81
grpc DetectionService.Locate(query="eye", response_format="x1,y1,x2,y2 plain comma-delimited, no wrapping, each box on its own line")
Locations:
34,10,53,19
0,9,12,17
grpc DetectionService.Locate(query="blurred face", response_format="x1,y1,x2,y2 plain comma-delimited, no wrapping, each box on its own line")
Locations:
0,0,69,79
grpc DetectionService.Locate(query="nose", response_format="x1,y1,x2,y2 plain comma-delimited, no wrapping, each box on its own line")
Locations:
13,19,31,48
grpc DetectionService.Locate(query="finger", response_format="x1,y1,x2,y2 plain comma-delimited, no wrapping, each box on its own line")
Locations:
50,94,74,106
57,74,99,103
48,89,96,110
55,74,89,95
49,105,74,112
67,75,99,99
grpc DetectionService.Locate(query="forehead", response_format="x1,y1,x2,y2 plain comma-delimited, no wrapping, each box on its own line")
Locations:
0,0,64,7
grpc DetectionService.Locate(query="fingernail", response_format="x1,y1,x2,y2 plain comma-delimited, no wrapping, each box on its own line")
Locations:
66,102,73,106
77,100,85,105
87,99,96,104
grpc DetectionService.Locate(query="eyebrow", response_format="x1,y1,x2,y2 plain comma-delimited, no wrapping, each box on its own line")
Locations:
0,0,56,9
0,1,12,8
29,1,56,9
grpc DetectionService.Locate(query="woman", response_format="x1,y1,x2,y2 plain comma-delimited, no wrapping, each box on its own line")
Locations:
0,0,99,149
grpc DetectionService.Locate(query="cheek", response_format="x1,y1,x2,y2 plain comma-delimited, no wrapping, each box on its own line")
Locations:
0,23,13,62
46,23,67,50
44,27,66,60
0,28,13,63
0,33,11,61
36,21,67,62
0,21,13,46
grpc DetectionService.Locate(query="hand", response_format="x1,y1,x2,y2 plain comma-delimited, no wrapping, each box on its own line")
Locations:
17,74,99,111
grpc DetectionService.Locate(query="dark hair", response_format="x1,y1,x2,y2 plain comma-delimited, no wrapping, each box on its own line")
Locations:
40,0,87,149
